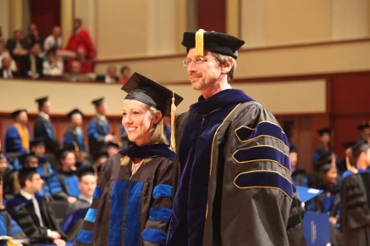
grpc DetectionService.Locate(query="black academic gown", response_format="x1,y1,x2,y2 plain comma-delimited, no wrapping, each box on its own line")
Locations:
341,172,370,246
6,193,66,245
34,115,60,154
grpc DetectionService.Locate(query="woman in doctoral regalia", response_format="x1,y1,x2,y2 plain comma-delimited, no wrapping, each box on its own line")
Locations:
75,72,183,246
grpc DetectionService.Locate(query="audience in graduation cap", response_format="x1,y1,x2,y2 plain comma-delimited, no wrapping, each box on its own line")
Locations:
357,121,370,143
289,147,309,187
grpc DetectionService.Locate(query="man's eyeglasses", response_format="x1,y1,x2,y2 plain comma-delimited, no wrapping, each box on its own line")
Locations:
182,57,216,67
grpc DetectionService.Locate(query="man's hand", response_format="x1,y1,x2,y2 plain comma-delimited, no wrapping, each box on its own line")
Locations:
53,238,66,246
48,230,62,239
67,196,77,204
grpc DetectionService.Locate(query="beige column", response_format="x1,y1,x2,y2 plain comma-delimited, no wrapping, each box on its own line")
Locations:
8,0,23,34
61,0,73,47
176,0,188,52
226,0,240,37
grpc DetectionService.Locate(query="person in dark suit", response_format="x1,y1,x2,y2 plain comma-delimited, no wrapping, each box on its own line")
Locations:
0,56,19,79
95,65,119,83
87,98,114,166
34,96,60,155
19,43,43,79
6,168,67,245
5,29,28,60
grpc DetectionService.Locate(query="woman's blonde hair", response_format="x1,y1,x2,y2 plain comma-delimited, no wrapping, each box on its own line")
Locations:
121,105,167,166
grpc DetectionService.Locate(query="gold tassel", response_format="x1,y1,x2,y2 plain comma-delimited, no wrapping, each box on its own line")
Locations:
170,91,177,152
195,29,205,57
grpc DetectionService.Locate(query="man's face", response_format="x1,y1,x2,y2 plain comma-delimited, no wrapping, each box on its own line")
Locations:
0,158,8,174
31,44,41,55
79,175,97,198
29,173,44,193
14,31,23,40
185,49,222,93
31,145,45,157
71,113,83,126
41,101,51,114
73,20,81,31
17,111,28,125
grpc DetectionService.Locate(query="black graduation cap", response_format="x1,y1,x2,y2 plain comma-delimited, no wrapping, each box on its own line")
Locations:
67,108,84,118
107,141,122,149
351,139,370,159
56,147,74,160
18,152,37,167
317,127,332,136
29,138,45,148
76,166,96,180
181,29,245,59
92,150,108,161
342,141,357,150
11,109,27,118
121,72,183,116
357,121,370,131
35,96,49,107
314,152,333,169
91,98,105,106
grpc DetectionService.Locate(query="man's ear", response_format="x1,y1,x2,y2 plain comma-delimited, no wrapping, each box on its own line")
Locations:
221,57,235,74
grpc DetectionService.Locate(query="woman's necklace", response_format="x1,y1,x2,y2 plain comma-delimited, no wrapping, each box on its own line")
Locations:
131,160,143,175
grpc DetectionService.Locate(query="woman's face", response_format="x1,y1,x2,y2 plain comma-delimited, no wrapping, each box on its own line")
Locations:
122,99,159,146
324,166,337,185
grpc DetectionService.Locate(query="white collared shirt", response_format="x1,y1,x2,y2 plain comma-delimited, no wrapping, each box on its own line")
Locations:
39,112,50,121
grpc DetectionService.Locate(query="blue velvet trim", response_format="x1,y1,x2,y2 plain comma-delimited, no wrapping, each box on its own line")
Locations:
85,208,98,223
234,171,293,199
233,146,290,171
10,219,23,234
153,184,172,199
93,185,101,199
0,215,7,236
108,180,126,246
235,121,289,145
235,126,253,141
47,174,63,194
142,228,167,245
124,181,143,246
64,175,80,197
149,207,172,222
76,229,93,245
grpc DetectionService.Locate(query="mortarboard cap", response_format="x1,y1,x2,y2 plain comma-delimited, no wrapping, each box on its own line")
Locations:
317,127,332,136
121,72,183,116
29,138,45,148
296,186,323,203
67,108,84,118
56,146,74,160
342,141,357,151
351,139,370,159
314,152,333,170
76,166,96,180
357,121,370,131
181,29,245,59
91,98,104,106
92,150,108,162
107,141,122,149
11,109,27,118
35,96,49,107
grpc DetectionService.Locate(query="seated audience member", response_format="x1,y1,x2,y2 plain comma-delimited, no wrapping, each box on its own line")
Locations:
119,65,131,84
0,42,17,71
44,26,62,52
96,65,118,83
289,147,309,187
43,49,64,78
63,167,97,241
23,23,44,50
5,29,28,60
55,149,79,204
19,43,43,79
6,168,67,246
0,56,19,78
65,47,93,74
4,109,32,157
30,138,63,200
106,141,121,157
62,61,92,82
65,18,96,59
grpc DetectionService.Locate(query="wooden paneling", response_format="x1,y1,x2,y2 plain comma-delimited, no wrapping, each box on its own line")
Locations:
30,0,61,38
197,0,226,32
